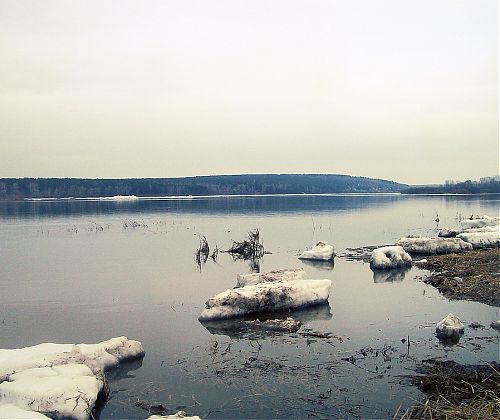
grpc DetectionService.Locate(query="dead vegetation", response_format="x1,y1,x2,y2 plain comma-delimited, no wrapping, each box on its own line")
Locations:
419,248,500,306
399,359,500,420
225,229,266,260
195,234,210,271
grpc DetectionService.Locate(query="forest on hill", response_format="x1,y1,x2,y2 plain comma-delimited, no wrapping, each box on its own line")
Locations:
403,178,500,194
0,174,406,199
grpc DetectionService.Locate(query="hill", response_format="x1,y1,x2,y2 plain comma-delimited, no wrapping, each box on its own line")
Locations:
0,174,406,199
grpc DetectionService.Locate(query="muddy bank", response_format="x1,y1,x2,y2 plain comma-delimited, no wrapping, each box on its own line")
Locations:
419,249,500,306
400,359,499,419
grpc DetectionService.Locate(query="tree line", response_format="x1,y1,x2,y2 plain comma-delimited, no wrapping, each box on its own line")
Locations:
0,174,406,199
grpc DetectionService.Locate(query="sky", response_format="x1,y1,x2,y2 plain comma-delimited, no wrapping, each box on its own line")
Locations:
0,0,498,184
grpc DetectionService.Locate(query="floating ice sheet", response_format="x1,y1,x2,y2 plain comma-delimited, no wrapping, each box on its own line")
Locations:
298,241,335,261
0,337,144,419
236,268,305,287
370,246,412,270
396,237,472,254
199,279,331,321
460,215,499,230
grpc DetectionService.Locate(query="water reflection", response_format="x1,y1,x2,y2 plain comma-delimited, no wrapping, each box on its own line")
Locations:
299,259,335,271
200,304,332,339
105,358,144,382
372,267,410,283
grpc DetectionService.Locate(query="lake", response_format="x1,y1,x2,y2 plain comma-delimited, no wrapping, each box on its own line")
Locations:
0,194,498,418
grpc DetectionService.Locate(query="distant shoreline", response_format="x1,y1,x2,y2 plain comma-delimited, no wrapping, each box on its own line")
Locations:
0,191,498,203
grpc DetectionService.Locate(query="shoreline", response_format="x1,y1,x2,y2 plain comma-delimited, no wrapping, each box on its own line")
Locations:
419,248,500,307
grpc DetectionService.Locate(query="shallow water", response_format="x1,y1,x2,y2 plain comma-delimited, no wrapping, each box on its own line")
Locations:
0,194,498,418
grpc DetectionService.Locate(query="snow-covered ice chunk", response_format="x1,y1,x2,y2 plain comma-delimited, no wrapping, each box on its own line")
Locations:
0,337,145,381
199,279,331,321
148,412,201,420
0,404,50,419
435,313,464,339
414,259,428,264
460,215,499,230
438,228,459,238
298,241,335,261
76,336,145,373
0,364,104,420
370,246,412,270
464,225,499,233
396,237,472,254
457,231,500,249
0,337,144,419
236,268,305,287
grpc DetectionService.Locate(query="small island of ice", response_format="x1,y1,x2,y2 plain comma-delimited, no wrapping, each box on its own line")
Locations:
435,313,464,339
298,241,335,261
199,279,331,321
370,246,412,270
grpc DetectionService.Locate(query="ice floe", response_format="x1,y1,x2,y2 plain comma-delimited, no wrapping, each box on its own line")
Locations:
396,237,472,254
298,241,335,261
0,337,144,419
370,246,412,270
199,279,331,321
457,231,500,249
435,313,464,339
437,228,459,238
460,215,499,230
236,268,305,287
0,364,104,420
0,337,144,381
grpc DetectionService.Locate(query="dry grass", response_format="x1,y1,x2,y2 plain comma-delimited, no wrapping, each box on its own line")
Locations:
399,360,500,420
225,229,266,260
420,248,500,306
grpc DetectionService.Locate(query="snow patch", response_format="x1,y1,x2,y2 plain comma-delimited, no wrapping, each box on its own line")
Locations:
199,279,331,321
370,246,412,270
436,313,464,339
396,237,472,254
298,241,335,261
236,268,305,287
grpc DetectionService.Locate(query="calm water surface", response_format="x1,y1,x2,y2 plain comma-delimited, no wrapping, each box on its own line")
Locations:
0,194,499,418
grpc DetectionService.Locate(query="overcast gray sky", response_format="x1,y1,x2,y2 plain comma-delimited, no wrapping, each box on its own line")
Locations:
0,0,498,184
